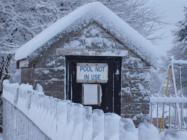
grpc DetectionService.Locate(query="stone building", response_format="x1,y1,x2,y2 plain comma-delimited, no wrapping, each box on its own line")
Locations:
14,2,157,120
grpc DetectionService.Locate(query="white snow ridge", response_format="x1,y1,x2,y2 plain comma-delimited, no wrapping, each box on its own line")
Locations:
15,2,158,67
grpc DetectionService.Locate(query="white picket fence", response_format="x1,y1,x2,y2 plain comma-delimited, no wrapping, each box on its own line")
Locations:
2,80,161,140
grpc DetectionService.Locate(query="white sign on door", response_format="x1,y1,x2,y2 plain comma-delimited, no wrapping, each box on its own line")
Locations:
76,63,108,83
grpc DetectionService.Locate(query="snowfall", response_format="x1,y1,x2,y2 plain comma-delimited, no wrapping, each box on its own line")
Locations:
2,0,187,140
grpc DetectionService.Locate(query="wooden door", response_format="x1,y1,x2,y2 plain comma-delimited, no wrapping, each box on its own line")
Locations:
66,56,121,114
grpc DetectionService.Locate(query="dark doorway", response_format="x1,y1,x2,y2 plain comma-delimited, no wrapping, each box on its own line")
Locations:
66,56,121,114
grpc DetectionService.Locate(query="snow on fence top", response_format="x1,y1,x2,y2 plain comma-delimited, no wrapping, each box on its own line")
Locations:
15,2,158,67
150,96,187,103
2,80,163,140
4,81,187,140
173,59,187,65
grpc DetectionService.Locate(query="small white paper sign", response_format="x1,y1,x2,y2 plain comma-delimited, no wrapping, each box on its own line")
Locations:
77,63,108,83
83,84,99,105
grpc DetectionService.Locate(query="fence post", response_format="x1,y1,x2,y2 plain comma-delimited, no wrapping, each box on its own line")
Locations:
55,100,68,140
26,90,33,109
120,118,137,140
169,103,171,128
83,106,93,140
71,103,84,140
66,102,76,140
138,122,160,140
93,109,104,140
14,87,19,105
104,113,120,140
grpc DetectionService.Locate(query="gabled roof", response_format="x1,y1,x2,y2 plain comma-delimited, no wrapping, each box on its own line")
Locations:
15,2,158,67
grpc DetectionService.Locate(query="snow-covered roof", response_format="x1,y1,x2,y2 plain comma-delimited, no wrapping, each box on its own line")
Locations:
15,2,158,67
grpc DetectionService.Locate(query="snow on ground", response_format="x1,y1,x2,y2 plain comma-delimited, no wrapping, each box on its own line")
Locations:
161,130,187,140
0,133,2,140
144,0,187,56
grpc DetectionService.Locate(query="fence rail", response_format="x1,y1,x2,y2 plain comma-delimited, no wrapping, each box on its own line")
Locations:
150,96,187,130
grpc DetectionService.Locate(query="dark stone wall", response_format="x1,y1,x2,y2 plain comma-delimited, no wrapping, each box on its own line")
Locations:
121,54,150,123
21,60,65,99
20,23,151,121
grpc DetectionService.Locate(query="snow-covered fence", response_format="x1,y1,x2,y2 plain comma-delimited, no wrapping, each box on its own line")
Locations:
150,96,187,130
3,100,50,140
2,80,161,140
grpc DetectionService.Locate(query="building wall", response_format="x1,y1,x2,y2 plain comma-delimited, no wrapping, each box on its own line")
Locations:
121,54,150,122
20,23,150,118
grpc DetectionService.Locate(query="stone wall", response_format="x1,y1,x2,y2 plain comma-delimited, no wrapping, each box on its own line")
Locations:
121,55,150,121
20,23,151,119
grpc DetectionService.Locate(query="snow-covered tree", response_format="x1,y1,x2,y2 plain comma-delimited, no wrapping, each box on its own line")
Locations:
0,54,11,94
0,54,11,128
0,0,159,57
169,8,187,96
171,7,187,59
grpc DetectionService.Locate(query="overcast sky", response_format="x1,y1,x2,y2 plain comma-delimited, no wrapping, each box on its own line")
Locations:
145,0,187,57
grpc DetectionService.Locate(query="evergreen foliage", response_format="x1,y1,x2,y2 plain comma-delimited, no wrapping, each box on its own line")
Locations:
171,7,187,59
